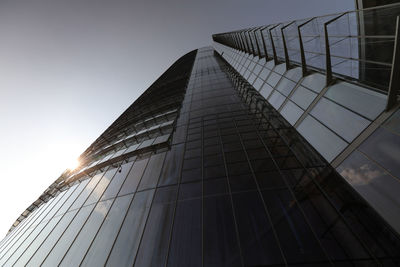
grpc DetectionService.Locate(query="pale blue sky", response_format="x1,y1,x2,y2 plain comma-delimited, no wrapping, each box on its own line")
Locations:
0,0,354,237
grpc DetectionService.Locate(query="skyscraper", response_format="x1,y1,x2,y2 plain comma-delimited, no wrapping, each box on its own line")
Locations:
1,3,400,267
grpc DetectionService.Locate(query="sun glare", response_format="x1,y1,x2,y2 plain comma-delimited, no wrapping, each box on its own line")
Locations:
67,157,81,171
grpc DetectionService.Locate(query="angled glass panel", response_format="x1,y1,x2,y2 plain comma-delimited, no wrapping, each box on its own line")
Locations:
359,127,400,179
337,150,400,234
297,115,347,162
300,73,325,93
275,77,297,97
280,101,303,125
324,81,386,120
290,85,317,110
310,98,370,142
269,91,286,110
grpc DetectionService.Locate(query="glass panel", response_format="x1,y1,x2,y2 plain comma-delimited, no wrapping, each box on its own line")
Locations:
167,199,202,267
55,180,89,217
232,191,284,265
134,186,178,266
80,194,133,266
13,215,64,266
297,115,347,162
262,189,328,263
118,158,149,196
203,194,241,266
383,109,400,135
300,73,325,93
69,173,103,211
105,189,155,267
259,68,271,80
27,210,79,266
284,67,302,82
359,127,400,179
59,200,113,266
266,72,282,87
310,98,370,142
337,150,400,234
290,85,317,110
275,77,296,96
280,101,303,126
100,161,135,201
42,204,96,266
84,168,117,205
158,144,184,186
269,91,286,110
260,83,273,98
138,152,166,191
324,81,386,120
253,78,264,91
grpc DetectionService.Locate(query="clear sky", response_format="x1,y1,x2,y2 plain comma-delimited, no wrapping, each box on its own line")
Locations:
0,0,354,237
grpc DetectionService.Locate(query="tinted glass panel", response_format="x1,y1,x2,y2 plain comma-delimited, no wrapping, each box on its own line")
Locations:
138,152,166,191
106,189,155,267
118,158,149,196
80,194,133,266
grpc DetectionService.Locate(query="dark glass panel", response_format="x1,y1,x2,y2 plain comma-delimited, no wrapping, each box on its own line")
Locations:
106,190,155,267
359,127,400,179
262,189,328,264
158,144,184,186
134,186,177,266
138,152,167,191
203,194,242,266
232,191,284,265
167,199,202,267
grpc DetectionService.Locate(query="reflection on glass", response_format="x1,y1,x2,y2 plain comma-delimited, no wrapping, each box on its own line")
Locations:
80,194,133,266
337,150,400,234
42,204,95,266
118,158,149,196
59,200,113,266
106,190,154,267
27,210,78,267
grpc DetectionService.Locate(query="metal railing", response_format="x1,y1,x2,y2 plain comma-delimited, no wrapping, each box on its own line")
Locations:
212,3,400,110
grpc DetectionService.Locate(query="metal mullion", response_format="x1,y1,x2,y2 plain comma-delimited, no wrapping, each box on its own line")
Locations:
298,17,315,76
269,24,281,65
281,21,296,70
256,108,381,263
0,197,58,262
39,169,108,265
0,203,49,261
220,56,382,262
216,120,245,267
14,184,81,265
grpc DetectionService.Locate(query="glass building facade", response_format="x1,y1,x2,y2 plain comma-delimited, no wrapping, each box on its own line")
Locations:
2,4,400,267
